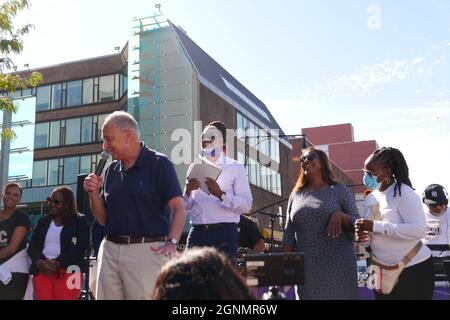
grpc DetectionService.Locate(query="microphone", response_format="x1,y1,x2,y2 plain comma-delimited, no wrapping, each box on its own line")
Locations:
95,151,111,176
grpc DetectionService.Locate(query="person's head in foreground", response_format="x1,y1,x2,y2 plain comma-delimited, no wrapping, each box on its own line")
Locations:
152,247,255,300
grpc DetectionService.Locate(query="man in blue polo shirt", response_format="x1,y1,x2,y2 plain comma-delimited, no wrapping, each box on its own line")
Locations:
83,111,185,300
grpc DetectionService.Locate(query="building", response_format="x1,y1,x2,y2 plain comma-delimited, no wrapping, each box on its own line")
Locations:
11,50,128,217
300,123,379,214
7,15,293,234
301,123,379,193
289,137,355,189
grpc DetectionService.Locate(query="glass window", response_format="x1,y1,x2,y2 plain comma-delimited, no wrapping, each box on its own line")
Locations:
271,138,279,162
65,118,81,145
11,90,21,99
98,75,114,102
93,77,99,103
48,159,59,186
250,123,258,148
51,83,63,109
237,152,244,164
80,155,91,174
22,88,32,97
81,116,93,143
58,158,64,184
237,113,243,139
67,80,82,107
97,114,108,140
49,121,61,147
32,160,47,187
270,169,277,194
276,170,280,195
92,154,99,172
36,85,51,111
83,78,94,104
266,167,272,192
63,157,79,184
250,159,257,185
34,123,49,149
262,166,268,190
120,74,128,97
114,74,120,100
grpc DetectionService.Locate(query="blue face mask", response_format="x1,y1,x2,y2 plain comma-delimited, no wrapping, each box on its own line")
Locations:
363,172,381,190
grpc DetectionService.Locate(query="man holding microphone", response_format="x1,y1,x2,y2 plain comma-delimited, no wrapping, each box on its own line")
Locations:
83,111,185,300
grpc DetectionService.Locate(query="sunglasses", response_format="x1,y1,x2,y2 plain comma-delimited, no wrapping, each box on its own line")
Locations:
300,152,319,163
429,203,445,208
47,197,61,206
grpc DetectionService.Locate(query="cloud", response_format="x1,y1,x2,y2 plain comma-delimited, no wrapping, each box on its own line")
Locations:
412,57,424,64
301,39,450,100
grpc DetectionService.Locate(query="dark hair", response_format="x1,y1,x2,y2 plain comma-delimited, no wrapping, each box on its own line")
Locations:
51,186,78,225
207,121,227,144
293,147,336,193
2,182,23,198
369,147,413,197
152,247,255,300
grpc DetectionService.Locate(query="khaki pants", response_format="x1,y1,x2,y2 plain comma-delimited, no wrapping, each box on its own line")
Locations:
95,239,168,300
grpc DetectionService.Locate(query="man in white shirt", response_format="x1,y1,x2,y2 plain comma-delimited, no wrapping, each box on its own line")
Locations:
184,121,253,262
422,184,450,255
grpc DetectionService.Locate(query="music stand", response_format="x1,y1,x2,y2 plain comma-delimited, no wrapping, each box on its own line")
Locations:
257,211,283,253
243,252,305,287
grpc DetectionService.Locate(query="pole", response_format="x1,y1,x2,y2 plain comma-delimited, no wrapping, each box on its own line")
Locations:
244,127,249,168
0,109,12,193
270,215,275,254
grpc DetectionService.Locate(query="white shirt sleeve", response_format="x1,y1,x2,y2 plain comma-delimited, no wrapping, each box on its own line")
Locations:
221,164,253,214
183,164,194,210
183,193,194,211
373,187,427,240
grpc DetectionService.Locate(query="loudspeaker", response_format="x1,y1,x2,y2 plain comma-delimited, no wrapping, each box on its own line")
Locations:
77,174,93,224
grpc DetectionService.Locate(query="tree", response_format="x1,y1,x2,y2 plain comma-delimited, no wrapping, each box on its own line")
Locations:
0,0,42,139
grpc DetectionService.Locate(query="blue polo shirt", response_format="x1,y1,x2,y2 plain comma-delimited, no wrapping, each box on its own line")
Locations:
101,144,182,237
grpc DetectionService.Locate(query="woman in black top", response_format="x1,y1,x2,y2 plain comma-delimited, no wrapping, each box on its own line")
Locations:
28,186,90,300
0,182,31,300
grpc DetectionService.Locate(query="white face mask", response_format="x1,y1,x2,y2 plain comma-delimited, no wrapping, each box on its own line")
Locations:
202,145,222,159
201,126,224,159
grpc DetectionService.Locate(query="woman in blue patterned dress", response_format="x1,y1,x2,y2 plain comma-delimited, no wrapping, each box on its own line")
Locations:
283,147,359,300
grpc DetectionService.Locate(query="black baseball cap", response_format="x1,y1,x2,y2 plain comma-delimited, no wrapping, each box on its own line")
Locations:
423,184,449,205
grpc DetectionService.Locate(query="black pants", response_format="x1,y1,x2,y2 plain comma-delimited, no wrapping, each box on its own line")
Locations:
0,273,29,300
375,257,435,300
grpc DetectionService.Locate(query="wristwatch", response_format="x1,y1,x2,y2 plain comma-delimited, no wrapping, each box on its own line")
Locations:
167,238,178,245
220,192,226,202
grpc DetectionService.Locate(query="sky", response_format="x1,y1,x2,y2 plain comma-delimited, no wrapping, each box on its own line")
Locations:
9,0,450,196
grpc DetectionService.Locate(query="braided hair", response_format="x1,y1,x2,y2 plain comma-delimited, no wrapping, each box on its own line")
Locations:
371,147,413,197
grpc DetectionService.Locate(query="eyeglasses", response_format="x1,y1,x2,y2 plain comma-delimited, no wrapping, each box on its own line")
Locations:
300,152,319,163
47,197,61,206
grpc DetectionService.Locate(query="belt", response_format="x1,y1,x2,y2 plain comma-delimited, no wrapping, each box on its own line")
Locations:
105,235,166,245
193,222,236,231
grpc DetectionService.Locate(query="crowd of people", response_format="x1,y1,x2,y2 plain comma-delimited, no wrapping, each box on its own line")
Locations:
0,110,448,300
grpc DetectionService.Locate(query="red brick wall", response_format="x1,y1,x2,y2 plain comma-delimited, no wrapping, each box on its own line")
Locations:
328,140,378,193
302,123,353,145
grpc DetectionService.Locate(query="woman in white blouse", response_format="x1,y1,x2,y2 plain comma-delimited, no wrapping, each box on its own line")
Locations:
356,147,434,300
